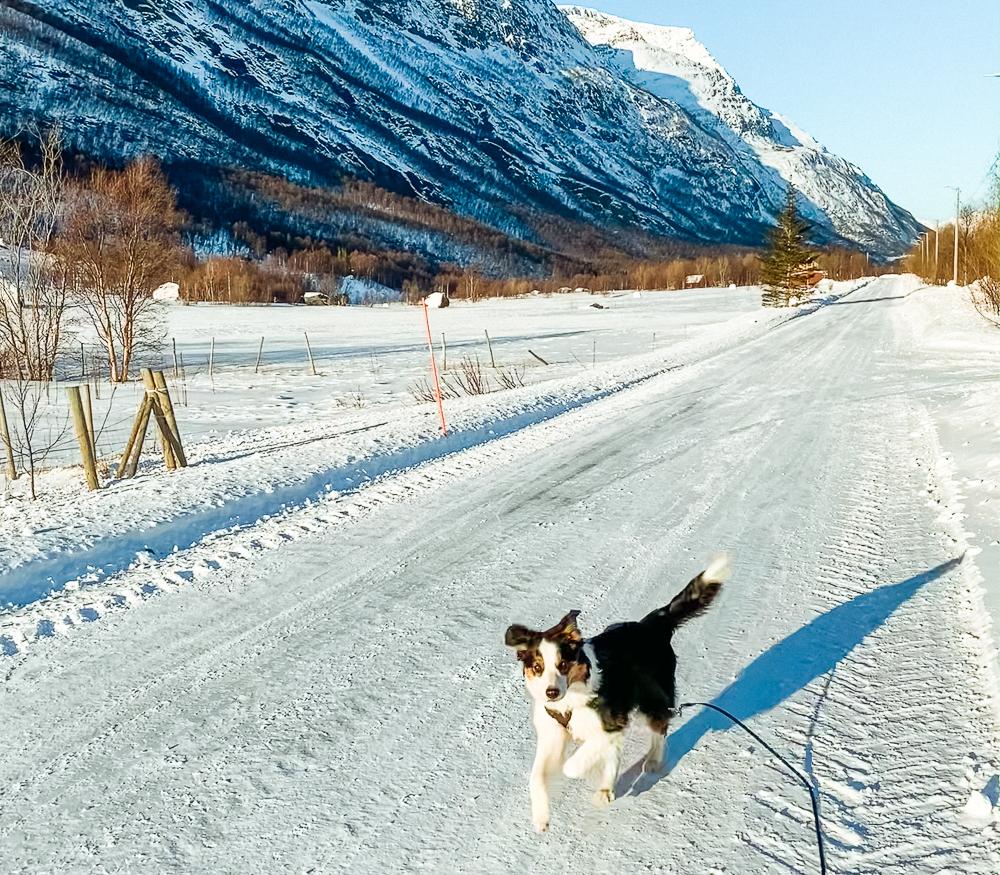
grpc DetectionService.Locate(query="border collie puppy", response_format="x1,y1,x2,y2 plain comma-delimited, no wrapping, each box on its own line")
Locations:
505,555,729,832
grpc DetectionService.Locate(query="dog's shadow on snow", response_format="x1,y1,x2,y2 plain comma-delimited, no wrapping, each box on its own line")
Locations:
618,557,963,798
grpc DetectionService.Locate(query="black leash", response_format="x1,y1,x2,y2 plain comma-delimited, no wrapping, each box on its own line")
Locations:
677,702,828,875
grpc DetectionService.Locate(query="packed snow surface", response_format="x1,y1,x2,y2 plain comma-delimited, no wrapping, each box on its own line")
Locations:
1,277,999,872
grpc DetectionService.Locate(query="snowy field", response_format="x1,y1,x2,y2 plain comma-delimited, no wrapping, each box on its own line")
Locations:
1,276,1000,873
0,285,779,607
3,287,760,471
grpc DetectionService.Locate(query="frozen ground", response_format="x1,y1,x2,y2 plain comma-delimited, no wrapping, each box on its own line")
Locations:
1,276,999,873
0,285,786,607
4,287,759,471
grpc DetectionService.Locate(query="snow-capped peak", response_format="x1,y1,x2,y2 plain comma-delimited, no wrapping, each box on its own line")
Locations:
560,7,726,78
562,5,921,254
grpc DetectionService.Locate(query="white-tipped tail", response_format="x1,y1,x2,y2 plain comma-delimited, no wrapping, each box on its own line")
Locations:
703,552,731,584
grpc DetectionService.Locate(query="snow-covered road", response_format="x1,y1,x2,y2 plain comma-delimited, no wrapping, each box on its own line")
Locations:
2,276,998,872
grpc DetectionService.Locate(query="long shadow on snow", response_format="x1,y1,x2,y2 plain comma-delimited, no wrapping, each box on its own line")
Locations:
619,557,962,797
1,369,676,611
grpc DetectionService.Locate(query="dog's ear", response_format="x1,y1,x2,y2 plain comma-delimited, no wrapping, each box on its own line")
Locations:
505,624,537,649
545,610,582,643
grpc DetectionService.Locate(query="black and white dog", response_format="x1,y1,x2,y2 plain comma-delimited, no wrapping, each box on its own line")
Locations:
505,555,729,832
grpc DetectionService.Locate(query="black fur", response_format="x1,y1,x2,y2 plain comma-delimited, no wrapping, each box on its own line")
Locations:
582,566,725,734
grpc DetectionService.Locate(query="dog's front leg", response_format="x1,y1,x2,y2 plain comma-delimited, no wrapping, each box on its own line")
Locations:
561,738,604,779
563,730,623,807
592,732,623,807
529,708,566,833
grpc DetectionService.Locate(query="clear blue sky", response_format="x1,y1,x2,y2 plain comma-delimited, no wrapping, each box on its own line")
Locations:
585,1,1000,224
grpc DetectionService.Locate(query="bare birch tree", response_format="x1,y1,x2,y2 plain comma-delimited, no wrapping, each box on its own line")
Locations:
60,158,181,382
0,131,72,499
0,130,67,381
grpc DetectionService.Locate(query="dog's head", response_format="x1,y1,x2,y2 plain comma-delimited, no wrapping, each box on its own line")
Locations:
505,610,586,704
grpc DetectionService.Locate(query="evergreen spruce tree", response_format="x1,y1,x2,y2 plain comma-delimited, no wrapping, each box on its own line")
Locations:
760,187,816,307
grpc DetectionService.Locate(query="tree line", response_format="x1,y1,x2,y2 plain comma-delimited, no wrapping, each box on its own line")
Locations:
901,181,1000,319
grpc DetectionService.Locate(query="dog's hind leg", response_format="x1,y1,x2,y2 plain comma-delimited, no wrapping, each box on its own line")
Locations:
638,683,674,773
529,707,567,833
643,715,669,773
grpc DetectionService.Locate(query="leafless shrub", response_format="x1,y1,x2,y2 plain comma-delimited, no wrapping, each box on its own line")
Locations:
495,364,526,390
971,277,1000,327
451,355,490,395
2,380,69,500
409,358,525,404
337,388,367,409
408,377,458,404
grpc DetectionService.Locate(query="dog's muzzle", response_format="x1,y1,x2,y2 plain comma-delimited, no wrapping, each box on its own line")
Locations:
545,686,562,701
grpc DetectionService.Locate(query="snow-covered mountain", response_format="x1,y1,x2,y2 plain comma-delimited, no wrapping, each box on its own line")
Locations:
0,1,921,263
562,7,921,257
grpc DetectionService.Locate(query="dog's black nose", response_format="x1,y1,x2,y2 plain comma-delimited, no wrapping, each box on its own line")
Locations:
546,686,561,700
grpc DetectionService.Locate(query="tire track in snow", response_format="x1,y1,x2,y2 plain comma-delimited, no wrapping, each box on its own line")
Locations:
0,355,768,864
741,398,1000,872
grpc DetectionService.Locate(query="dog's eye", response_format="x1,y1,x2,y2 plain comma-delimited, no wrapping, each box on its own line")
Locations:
558,661,569,673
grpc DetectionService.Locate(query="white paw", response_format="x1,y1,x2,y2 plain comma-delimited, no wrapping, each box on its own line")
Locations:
592,788,614,808
532,813,550,833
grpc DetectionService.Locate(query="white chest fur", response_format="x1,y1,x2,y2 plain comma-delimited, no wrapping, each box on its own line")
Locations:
566,698,605,743
543,687,604,743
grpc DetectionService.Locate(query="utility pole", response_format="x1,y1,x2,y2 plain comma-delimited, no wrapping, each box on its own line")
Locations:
946,187,961,285
934,220,940,280
954,188,961,285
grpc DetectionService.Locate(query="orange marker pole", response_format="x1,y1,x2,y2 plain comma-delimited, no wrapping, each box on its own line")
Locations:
422,301,448,436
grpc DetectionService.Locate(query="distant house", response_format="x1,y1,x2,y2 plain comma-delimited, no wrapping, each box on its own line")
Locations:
685,274,705,287
304,290,348,306
800,270,827,288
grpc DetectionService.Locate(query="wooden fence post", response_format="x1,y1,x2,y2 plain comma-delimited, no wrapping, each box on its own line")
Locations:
484,329,496,368
67,386,99,491
121,395,152,479
172,338,179,378
254,336,264,374
142,368,176,470
208,336,215,378
440,332,447,371
80,383,97,460
152,370,187,468
304,331,317,376
0,389,17,481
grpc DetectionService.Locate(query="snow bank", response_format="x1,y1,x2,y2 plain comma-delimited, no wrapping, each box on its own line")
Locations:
152,282,181,302
890,279,1000,675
